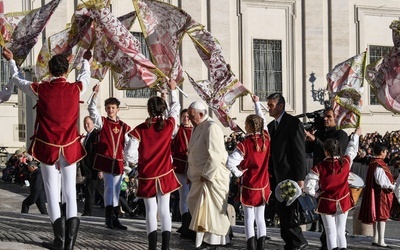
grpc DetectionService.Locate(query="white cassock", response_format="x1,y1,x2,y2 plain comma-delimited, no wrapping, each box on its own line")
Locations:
187,116,231,247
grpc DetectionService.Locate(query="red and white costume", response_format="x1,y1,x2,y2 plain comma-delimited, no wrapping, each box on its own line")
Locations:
130,107,181,198
93,117,132,175
129,90,181,235
9,58,90,222
226,101,271,241
29,79,86,165
172,125,192,215
304,133,359,250
234,132,271,207
359,158,395,223
310,155,353,214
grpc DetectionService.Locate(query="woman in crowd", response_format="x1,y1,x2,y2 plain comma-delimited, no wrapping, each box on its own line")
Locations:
359,143,395,248
172,109,195,240
129,79,181,250
304,127,361,250
226,95,270,250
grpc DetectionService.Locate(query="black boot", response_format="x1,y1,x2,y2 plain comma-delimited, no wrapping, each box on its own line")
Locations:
148,230,157,250
257,236,265,250
178,212,196,240
161,231,170,250
42,217,65,250
113,206,127,230
105,205,113,229
65,217,80,250
247,236,256,250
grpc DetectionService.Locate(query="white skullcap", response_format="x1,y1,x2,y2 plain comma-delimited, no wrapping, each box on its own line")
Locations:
189,101,207,110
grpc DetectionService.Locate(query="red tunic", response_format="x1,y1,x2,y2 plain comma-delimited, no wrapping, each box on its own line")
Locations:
28,79,86,165
311,155,353,215
236,131,271,207
171,125,192,174
130,117,181,198
93,117,131,175
359,158,394,224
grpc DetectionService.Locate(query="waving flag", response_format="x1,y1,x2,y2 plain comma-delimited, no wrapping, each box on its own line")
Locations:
36,4,137,82
366,20,400,113
326,51,366,129
0,0,10,46
133,0,195,85
88,5,164,89
7,0,61,66
186,27,249,131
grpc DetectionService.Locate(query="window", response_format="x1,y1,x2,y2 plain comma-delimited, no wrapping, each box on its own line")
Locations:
253,39,282,101
125,32,156,98
369,45,391,105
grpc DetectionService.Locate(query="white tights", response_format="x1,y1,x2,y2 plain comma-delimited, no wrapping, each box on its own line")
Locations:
103,173,123,206
243,205,266,240
321,212,348,250
41,154,77,223
143,191,171,235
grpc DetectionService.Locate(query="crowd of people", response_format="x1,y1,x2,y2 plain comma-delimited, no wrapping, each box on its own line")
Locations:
2,45,400,250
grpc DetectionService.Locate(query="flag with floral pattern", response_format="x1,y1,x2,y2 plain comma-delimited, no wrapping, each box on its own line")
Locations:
366,20,400,114
327,52,366,129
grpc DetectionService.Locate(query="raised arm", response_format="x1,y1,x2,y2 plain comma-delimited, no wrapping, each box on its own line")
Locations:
345,127,361,165
87,84,102,129
252,94,268,131
166,79,180,126
2,47,37,100
77,50,92,96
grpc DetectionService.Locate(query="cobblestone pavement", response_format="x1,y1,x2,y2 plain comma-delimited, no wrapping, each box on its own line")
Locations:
1,179,400,249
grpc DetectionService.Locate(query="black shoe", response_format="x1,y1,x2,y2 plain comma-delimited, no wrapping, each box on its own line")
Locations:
196,243,217,250
81,212,92,217
374,244,393,249
293,243,308,250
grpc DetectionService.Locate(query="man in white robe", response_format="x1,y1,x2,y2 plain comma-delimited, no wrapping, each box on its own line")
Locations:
187,101,231,249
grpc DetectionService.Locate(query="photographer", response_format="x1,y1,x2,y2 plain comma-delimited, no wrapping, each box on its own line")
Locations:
304,107,348,250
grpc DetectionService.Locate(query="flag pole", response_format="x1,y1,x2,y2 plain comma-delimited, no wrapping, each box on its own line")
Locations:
176,85,188,98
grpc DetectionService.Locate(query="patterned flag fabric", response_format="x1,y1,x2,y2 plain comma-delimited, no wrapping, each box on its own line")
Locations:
326,52,366,129
366,20,400,113
36,4,137,82
187,27,249,131
133,0,194,85
88,5,164,89
7,0,61,66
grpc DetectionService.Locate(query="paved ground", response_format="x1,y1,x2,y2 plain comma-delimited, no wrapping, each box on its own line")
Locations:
1,179,400,249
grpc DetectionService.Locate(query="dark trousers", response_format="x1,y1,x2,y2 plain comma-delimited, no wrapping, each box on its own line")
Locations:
83,178,99,215
21,191,47,214
276,200,307,250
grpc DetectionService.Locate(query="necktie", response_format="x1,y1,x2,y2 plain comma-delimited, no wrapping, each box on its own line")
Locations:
84,133,90,146
275,120,279,130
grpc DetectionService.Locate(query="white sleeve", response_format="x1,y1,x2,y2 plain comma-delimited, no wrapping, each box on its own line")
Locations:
77,59,91,96
226,148,244,177
124,136,139,165
168,90,180,126
345,133,359,168
9,60,37,100
304,172,320,197
374,167,395,190
87,94,102,129
255,101,268,131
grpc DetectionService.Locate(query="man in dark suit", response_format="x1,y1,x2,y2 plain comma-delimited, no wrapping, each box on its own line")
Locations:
80,116,101,216
266,93,308,250
21,160,47,214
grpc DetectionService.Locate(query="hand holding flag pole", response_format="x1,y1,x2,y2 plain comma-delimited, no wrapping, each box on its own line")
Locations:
86,83,99,105
166,76,188,98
